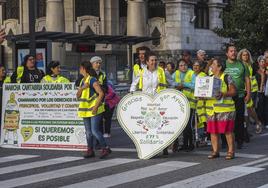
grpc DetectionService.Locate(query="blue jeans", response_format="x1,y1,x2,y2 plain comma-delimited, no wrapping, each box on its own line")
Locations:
83,114,107,148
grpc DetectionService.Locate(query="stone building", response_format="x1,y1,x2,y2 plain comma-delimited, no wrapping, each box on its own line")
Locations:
0,0,227,83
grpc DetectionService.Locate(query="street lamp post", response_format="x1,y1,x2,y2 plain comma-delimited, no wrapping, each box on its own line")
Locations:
28,0,36,56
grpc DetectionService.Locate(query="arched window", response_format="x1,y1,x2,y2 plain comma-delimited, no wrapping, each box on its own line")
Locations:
37,0,46,18
195,0,209,29
4,0,19,20
119,0,127,17
148,0,165,19
75,0,100,19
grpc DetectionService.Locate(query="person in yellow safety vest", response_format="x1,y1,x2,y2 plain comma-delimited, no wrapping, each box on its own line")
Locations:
90,56,108,93
206,58,237,160
41,61,70,83
129,51,169,155
192,61,207,145
130,51,167,95
237,49,263,135
173,59,196,152
77,61,111,159
132,46,150,84
11,54,44,83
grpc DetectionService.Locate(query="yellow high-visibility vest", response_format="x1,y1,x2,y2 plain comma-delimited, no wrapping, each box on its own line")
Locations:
196,72,207,123
4,76,11,83
138,67,167,93
42,75,70,83
246,64,258,92
16,66,24,83
77,76,105,118
174,69,196,109
98,72,106,85
206,73,235,116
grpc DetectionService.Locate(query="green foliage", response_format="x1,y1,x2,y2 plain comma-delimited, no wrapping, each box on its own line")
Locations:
214,0,268,55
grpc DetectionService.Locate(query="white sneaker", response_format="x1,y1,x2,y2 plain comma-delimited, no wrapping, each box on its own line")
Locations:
103,133,111,138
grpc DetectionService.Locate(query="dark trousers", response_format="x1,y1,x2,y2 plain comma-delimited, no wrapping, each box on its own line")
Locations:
233,96,245,144
183,109,195,147
99,105,115,134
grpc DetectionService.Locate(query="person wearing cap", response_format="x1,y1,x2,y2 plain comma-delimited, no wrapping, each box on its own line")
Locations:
11,54,44,83
41,61,70,83
90,56,108,93
206,58,236,160
182,50,193,69
196,50,208,71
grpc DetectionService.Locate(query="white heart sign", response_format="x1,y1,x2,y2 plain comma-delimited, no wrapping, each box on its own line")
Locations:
117,89,190,159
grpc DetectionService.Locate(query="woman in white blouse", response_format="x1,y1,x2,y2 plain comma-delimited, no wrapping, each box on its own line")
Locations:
130,51,167,95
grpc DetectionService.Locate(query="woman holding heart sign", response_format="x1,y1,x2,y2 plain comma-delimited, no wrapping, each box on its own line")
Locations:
130,51,169,155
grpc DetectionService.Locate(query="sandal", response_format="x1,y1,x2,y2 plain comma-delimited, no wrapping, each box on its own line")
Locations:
208,152,220,159
256,123,263,134
225,152,235,160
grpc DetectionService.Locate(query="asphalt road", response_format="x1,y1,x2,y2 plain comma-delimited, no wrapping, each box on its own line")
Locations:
0,122,268,188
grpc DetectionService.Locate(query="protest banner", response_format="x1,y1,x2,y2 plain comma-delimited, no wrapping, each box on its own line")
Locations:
1,83,87,150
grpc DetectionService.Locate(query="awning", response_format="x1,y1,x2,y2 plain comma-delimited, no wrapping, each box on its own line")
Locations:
6,31,159,45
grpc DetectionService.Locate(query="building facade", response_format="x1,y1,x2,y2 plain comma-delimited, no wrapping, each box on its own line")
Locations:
0,0,227,83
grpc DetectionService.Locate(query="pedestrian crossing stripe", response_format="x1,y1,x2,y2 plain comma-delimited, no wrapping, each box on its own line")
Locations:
258,184,268,188
61,161,199,188
0,158,138,188
0,155,266,188
0,156,83,175
158,166,264,188
0,155,39,164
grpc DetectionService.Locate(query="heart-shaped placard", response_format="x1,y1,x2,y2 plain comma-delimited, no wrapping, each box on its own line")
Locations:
21,126,34,142
117,89,190,159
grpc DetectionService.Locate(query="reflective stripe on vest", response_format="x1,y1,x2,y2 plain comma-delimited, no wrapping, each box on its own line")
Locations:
43,75,70,83
139,67,167,93
77,76,105,118
174,69,196,109
205,73,235,116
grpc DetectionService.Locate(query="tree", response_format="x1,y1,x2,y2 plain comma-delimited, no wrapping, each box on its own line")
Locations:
214,0,268,55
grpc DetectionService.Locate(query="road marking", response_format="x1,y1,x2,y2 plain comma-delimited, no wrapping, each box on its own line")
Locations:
112,148,136,152
253,161,268,168
241,157,268,167
0,156,83,175
0,155,39,164
260,133,268,137
0,158,138,188
258,184,268,188
62,161,199,188
158,166,264,188
193,150,265,159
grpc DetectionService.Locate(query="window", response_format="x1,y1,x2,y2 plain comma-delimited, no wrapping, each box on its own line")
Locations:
4,0,19,20
37,0,46,18
119,0,127,17
195,0,209,29
75,0,100,18
148,0,165,19
151,27,161,46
